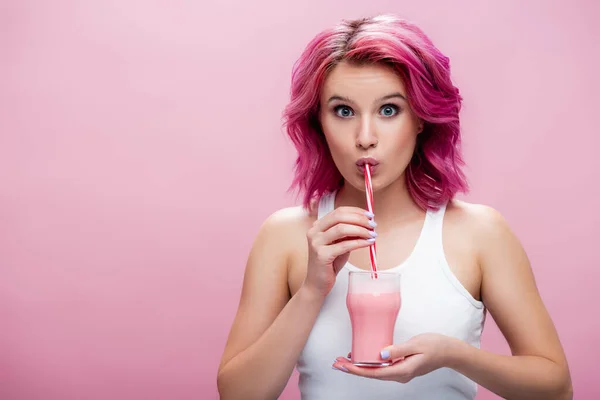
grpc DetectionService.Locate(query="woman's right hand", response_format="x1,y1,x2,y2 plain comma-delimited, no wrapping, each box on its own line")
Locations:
302,206,377,298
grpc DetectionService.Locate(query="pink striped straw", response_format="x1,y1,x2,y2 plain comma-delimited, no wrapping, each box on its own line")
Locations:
364,164,378,278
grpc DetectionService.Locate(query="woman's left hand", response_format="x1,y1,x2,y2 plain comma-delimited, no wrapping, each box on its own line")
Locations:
332,333,458,383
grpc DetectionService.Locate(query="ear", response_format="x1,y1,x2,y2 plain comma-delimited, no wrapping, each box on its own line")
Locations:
417,120,424,134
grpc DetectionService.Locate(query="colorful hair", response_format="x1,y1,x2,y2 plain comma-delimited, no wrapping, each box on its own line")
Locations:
282,14,468,210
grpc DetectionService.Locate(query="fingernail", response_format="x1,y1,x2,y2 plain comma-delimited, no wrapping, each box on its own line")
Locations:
365,211,374,218
380,349,390,359
367,238,376,243
368,220,377,228
369,230,378,237
340,366,349,372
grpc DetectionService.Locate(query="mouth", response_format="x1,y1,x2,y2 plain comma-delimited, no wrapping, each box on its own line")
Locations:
356,157,380,174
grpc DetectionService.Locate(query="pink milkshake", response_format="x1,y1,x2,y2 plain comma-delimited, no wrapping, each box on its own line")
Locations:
346,271,401,366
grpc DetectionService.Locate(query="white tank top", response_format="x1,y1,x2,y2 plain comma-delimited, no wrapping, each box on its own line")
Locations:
296,191,486,400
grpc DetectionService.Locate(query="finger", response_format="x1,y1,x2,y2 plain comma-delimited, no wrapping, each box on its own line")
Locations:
314,207,375,233
381,341,418,362
320,223,377,245
324,238,375,260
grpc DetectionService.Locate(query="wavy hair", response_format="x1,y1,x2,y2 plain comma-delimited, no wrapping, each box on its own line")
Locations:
282,14,468,210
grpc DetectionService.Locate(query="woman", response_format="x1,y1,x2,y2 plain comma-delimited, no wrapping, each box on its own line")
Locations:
217,14,572,400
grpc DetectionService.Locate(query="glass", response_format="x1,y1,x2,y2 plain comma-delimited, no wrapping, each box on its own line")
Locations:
346,270,401,366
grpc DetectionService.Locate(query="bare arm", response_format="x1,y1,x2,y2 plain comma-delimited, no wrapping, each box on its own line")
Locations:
217,207,376,400
216,210,322,400
218,286,325,400
448,206,572,399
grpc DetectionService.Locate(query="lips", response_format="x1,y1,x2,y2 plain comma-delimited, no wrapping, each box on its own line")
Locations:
356,157,380,174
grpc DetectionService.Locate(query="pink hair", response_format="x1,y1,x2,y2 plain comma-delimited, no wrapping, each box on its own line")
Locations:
282,14,469,210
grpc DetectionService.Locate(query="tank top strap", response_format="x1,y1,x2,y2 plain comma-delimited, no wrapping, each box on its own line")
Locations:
317,192,336,219
415,202,448,255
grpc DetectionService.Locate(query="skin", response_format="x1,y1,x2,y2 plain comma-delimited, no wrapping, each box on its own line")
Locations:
217,61,573,400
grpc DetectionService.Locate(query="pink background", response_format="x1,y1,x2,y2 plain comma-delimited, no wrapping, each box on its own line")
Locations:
1,0,598,399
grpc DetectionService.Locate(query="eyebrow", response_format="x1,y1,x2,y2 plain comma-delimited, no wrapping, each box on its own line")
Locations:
327,92,407,104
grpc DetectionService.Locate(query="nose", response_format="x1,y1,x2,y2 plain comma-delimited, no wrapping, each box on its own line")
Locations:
355,116,378,150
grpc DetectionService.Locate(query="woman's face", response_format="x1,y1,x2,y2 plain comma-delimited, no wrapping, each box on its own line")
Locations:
319,61,423,192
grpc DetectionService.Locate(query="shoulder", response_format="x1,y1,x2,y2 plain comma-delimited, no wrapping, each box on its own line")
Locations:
252,205,316,252
243,206,316,286
445,199,521,265
448,199,512,233
445,199,509,230
260,205,316,234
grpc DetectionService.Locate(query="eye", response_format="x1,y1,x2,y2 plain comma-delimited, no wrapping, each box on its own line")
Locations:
380,104,399,117
334,105,354,118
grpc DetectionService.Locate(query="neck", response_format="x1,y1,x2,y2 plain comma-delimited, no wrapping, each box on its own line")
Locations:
335,175,424,229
